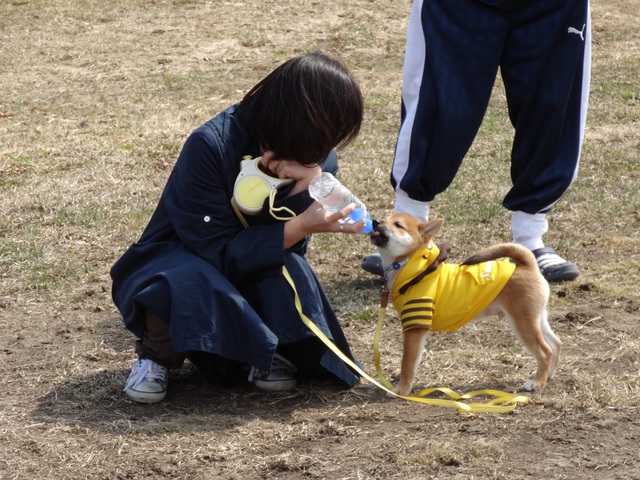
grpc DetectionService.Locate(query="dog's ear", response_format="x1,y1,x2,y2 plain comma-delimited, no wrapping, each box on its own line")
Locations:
418,218,444,239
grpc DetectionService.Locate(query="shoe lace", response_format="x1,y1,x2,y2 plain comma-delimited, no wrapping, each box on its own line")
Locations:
126,359,167,389
248,353,298,382
271,353,298,373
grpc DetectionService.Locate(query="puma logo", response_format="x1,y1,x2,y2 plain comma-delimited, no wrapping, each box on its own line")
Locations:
567,24,586,41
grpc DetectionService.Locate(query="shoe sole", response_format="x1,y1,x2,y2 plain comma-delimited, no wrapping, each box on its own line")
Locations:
541,265,580,282
254,378,297,392
124,387,167,404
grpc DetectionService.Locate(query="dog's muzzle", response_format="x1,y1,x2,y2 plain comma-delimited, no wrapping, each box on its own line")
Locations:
369,220,389,247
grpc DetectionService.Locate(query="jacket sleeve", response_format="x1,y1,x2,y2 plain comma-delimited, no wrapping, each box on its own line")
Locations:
161,125,288,284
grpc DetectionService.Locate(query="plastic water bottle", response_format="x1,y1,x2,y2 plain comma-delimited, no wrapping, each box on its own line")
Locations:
309,172,373,233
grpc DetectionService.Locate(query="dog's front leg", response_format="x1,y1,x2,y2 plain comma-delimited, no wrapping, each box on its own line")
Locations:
391,328,429,397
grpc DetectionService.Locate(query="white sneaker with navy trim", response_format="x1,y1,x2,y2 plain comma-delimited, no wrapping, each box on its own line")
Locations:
124,358,168,403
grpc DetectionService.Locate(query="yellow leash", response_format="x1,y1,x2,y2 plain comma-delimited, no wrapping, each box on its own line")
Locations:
373,286,529,413
231,193,528,413
282,269,529,413
231,191,296,227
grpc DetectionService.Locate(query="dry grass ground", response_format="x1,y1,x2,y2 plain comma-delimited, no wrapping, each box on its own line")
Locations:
1,0,639,478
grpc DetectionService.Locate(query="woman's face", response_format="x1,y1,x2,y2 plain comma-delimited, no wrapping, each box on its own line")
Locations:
259,152,322,186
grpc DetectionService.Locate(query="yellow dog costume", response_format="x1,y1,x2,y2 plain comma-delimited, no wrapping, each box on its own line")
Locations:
391,243,517,333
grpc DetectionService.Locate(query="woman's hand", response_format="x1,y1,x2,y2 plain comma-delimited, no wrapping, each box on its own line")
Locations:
283,201,367,249
260,151,321,196
259,151,366,247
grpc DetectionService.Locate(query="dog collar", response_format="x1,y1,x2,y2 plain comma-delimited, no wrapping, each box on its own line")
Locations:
385,258,409,272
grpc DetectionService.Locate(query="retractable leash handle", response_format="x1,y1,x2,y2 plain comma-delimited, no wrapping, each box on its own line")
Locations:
233,156,294,215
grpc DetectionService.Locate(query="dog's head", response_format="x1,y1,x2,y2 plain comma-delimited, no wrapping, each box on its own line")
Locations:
369,213,444,267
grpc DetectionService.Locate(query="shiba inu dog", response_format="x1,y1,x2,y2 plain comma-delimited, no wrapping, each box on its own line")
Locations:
369,213,561,396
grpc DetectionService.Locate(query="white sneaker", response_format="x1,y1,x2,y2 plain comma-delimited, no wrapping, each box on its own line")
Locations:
248,353,298,392
124,358,168,403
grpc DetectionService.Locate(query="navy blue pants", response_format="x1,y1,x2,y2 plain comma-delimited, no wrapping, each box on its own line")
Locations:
391,0,591,214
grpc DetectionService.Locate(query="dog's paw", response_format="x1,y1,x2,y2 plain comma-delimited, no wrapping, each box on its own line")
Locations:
522,380,535,392
389,385,411,397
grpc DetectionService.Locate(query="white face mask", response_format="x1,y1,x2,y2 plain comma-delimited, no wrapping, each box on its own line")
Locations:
232,156,295,216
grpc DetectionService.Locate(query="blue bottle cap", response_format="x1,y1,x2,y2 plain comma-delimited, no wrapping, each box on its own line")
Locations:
361,217,373,234
349,209,373,234
349,208,365,222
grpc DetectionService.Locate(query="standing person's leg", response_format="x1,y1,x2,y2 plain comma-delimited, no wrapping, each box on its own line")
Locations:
501,0,591,281
363,0,507,275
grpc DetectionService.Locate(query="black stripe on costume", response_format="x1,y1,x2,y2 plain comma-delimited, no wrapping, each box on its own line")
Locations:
401,314,433,332
404,298,434,306
400,298,435,332
402,306,434,316
402,298,434,314
402,313,433,322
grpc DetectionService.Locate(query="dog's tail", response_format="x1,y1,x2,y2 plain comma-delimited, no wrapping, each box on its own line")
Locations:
461,243,538,271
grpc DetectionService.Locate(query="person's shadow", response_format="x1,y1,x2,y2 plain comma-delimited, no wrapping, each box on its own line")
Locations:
28,315,378,436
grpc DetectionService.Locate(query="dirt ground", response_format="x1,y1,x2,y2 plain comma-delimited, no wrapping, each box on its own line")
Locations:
1,1,639,479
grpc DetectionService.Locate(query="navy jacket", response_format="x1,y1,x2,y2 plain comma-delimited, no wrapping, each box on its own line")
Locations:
111,105,359,387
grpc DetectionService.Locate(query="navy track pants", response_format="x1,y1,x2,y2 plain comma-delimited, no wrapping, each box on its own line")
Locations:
391,0,591,214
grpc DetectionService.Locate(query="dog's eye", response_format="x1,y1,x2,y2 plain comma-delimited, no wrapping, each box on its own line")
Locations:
394,221,404,230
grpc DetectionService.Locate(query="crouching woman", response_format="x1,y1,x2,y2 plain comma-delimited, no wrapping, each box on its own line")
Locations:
110,51,366,403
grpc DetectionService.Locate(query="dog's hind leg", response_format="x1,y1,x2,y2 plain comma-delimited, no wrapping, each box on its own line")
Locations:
540,310,562,379
392,328,429,397
506,314,554,392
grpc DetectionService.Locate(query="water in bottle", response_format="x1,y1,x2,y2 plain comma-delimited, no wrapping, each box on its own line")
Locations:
309,172,372,233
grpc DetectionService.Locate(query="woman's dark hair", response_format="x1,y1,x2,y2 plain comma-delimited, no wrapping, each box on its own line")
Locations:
239,51,363,165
